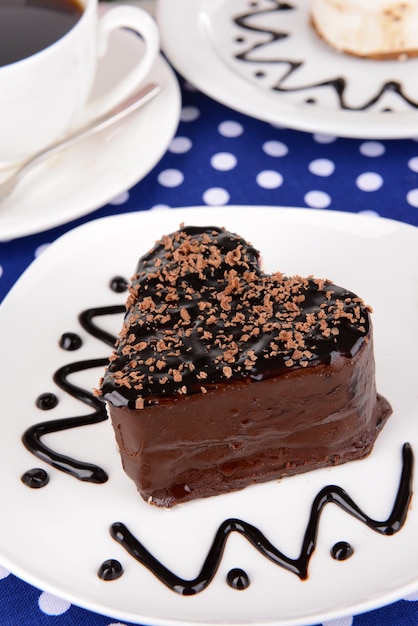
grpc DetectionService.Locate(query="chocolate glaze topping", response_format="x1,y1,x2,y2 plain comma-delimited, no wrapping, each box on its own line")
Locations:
99,226,370,409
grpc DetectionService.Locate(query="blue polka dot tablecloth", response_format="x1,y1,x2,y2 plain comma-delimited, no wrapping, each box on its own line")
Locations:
1,51,418,626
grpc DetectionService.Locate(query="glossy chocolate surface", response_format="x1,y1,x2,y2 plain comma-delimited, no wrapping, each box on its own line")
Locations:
21,467,49,489
101,226,372,407
97,559,124,581
331,541,354,561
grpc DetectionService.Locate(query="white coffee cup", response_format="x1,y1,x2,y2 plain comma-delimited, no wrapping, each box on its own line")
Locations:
0,0,159,165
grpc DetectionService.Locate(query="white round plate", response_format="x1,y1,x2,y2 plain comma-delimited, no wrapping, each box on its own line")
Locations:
0,206,417,625
0,11,181,242
157,0,418,139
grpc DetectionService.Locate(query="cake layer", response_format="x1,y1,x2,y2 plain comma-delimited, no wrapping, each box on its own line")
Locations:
311,0,418,59
108,337,391,506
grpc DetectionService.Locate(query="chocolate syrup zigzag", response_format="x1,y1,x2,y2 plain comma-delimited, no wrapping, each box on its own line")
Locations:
110,443,413,594
79,304,125,345
22,305,125,483
22,358,109,483
232,1,418,111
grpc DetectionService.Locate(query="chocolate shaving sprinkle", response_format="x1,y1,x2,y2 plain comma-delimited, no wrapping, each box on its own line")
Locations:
99,226,371,409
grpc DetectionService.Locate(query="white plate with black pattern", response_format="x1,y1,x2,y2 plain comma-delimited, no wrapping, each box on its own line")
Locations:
0,206,417,625
157,0,418,138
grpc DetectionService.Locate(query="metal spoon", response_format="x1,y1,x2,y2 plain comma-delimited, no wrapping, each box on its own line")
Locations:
0,82,161,202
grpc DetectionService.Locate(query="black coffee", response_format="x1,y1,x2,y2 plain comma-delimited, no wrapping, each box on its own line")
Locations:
0,0,84,67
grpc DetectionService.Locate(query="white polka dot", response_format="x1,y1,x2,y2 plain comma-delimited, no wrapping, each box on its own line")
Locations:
406,188,418,207
169,136,192,154
38,591,71,616
262,140,288,157
0,265,3,279
34,243,51,257
270,122,286,130
203,187,230,205
218,120,244,138
323,617,353,626
308,158,335,177
359,141,385,157
180,106,200,122
408,156,418,172
304,190,332,208
109,190,129,206
157,169,184,188
210,152,237,171
312,133,337,144
358,209,380,218
150,203,171,211
0,565,10,579
256,170,283,189
404,590,418,601
356,172,383,192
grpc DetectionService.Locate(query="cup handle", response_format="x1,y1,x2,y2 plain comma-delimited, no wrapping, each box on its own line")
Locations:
84,6,160,122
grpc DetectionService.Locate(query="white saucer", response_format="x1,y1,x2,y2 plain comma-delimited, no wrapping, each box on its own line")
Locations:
157,0,418,139
0,16,181,242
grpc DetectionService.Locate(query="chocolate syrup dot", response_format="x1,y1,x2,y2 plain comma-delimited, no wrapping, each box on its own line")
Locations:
21,468,49,489
110,276,128,293
331,541,354,561
98,559,124,581
59,332,82,351
227,568,250,590
36,392,58,410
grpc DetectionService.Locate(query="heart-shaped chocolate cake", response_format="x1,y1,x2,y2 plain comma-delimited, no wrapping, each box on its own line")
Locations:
98,226,392,507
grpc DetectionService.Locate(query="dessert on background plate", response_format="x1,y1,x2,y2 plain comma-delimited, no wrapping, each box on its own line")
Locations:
98,225,392,507
310,0,418,59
